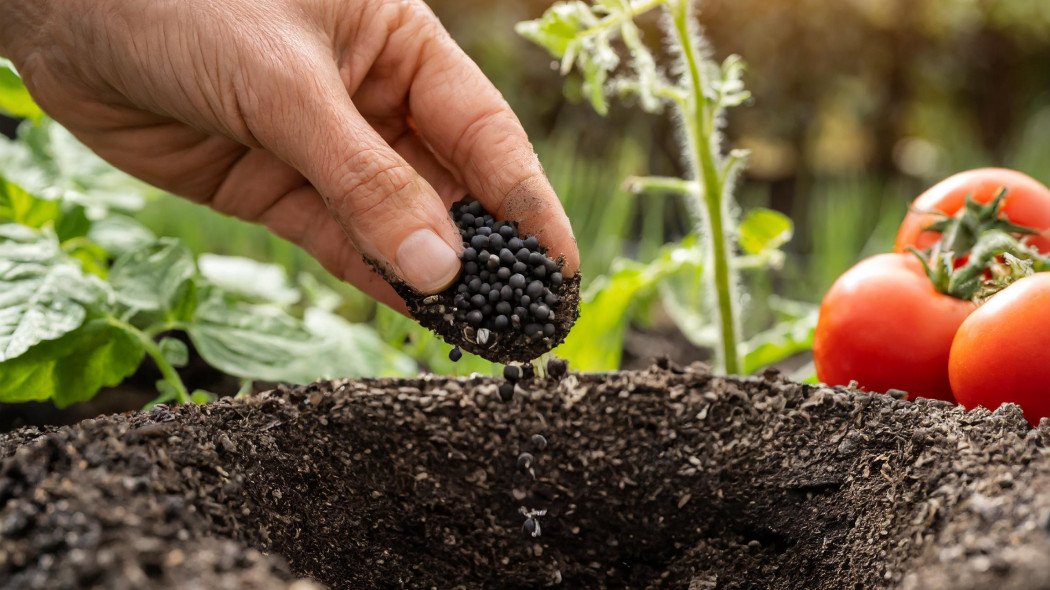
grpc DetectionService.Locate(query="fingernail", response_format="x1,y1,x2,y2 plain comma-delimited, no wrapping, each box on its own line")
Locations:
396,229,461,293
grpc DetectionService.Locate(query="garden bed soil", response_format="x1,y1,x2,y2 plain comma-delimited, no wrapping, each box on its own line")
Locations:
3,362,1050,589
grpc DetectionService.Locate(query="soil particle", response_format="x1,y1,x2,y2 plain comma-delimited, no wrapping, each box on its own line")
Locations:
3,365,1050,589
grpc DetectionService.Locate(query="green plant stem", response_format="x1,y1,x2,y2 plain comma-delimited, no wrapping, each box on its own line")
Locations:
669,0,742,374
578,0,667,38
624,175,698,195
111,318,190,404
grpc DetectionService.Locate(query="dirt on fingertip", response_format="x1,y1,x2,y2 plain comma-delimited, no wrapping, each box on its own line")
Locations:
4,363,1050,589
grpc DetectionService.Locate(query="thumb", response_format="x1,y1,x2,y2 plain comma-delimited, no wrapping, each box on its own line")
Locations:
243,54,462,294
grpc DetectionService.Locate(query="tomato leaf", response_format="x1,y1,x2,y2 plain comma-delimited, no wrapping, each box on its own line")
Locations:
302,308,417,378
198,254,300,306
557,238,700,370
0,59,44,122
514,2,586,59
2,120,151,215
187,290,415,383
743,300,818,374
190,389,216,404
186,293,320,383
108,238,196,313
0,176,60,229
738,207,793,256
298,272,343,312
0,318,144,406
158,336,189,368
0,227,109,361
86,215,156,258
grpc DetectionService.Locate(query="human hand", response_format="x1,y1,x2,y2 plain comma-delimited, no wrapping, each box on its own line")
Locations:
0,0,579,309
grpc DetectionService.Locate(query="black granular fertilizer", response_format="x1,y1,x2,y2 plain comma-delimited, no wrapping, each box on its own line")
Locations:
546,357,569,380
498,382,515,402
389,199,580,363
504,365,521,381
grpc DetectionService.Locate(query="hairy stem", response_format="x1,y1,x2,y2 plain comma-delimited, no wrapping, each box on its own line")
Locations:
669,0,742,374
577,0,668,39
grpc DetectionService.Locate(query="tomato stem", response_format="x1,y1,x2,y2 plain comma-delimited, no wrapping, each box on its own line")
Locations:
912,230,1050,302
668,0,743,375
911,186,1050,302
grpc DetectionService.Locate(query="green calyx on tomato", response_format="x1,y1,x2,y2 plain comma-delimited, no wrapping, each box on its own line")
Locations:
895,168,1050,255
908,188,1050,302
910,230,1049,302
918,187,1037,256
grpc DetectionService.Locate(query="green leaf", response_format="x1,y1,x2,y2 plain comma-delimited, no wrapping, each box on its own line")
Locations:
159,336,189,368
1,120,152,215
0,228,108,361
0,59,44,122
187,290,416,383
190,389,216,404
0,174,95,248
87,215,157,258
581,52,611,115
198,254,300,306
54,204,91,243
738,207,793,256
64,240,110,279
514,2,587,58
715,55,751,109
0,319,145,406
298,272,343,312
516,1,628,116
556,238,699,370
186,293,319,383
0,175,60,229
109,238,196,313
742,310,818,375
146,380,179,408
555,263,650,371
658,262,717,350
302,308,417,378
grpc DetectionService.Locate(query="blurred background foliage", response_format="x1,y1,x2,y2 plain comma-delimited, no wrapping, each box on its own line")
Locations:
4,0,1050,384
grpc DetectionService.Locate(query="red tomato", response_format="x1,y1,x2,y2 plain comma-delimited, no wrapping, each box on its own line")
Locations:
814,254,974,402
895,168,1050,254
949,273,1050,427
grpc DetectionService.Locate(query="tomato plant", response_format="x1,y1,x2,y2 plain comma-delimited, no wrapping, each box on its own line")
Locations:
814,253,974,402
895,168,1050,255
518,0,805,376
949,272,1050,426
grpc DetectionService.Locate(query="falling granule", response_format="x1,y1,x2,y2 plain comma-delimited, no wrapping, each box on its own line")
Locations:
520,506,547,538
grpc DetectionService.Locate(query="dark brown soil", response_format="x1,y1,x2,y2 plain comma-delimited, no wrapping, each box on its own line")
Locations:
3,363,1050,590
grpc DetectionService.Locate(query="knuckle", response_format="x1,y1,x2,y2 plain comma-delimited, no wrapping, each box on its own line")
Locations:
450,106,514,169
331,148,418,221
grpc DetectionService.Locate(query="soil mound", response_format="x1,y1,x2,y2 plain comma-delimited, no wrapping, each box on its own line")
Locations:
3,364,1050,589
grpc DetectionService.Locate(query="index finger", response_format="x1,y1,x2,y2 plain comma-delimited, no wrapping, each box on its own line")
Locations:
407,28,580,275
